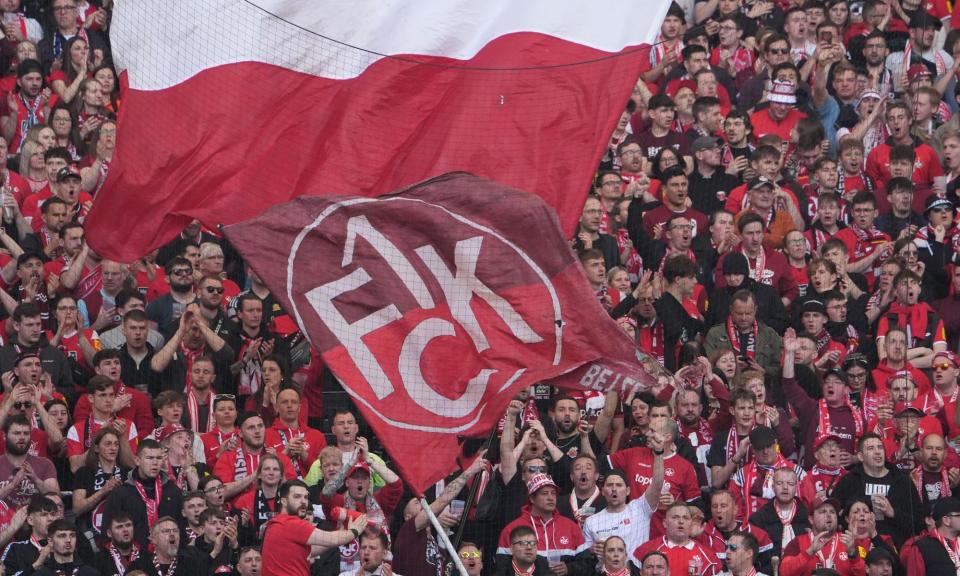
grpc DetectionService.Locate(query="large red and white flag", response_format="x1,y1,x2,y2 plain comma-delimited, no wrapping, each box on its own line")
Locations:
222,173,666,494
86,0,672,260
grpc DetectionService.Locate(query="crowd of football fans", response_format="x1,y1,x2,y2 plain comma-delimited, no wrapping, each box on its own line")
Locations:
11,0,960,575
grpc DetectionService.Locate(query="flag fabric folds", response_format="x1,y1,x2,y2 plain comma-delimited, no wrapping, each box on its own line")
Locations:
222,172,665,494
86,0,672,260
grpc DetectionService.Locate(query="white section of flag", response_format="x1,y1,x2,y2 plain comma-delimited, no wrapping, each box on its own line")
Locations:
112,0,670,90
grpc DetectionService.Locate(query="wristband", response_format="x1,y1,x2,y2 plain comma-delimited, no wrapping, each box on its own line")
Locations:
350,528,360,539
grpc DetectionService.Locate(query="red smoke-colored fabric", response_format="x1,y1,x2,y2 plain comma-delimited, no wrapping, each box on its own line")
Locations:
222,172,662,494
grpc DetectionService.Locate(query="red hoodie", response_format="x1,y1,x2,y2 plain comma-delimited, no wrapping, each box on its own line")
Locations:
496,504,587,560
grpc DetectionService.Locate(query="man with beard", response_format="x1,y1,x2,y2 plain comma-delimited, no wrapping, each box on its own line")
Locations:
557,454,606,525
92,514,140,576
214,413,297,499
262,479,368,576
20,198,68,263
700,490,774,570
687,136,740,225
150,302,234,395
0,413,57,507
705,289,783,378
912,433,960,508
903,497,960,575
705,252,788,333
100,440,185,549
0,495,59,576
0,60,50,154
867,100,943,189
675,389,721,487
146,257,199,342
876,270,947,369
0,303,72,397
195,275,233,342
33,519,97,576
126,516,205,576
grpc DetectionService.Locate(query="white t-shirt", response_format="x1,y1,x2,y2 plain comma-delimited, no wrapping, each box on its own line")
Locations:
583,496,655,557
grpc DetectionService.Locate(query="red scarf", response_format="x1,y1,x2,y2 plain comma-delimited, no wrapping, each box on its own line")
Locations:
727,317,758,359
850,225,889,260
885,302,934,348
638,320,665,366
178,342,204,389
743,248,767,284
725,426,753,465
816,399,864,445
185,388,214,433
107,542,139,574
512,561,535,576
132,474,162,529
933,529,960,572
602,568,630,576
740,455,791,516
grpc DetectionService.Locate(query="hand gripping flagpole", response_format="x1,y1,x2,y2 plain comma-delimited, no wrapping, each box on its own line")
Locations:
421,497,469,576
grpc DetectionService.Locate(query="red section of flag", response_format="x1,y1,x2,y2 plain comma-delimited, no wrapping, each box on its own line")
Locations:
223,172,660,494
86,33,649,261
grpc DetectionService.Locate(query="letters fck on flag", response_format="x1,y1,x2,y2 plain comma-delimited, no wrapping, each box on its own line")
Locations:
223,173,663,494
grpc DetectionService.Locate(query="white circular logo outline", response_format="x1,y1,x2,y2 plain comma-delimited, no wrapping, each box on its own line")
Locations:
285,195,564,432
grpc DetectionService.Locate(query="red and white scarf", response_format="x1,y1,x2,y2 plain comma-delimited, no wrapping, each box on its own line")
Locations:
132,474,162,530
233,447,261,481
816,399,865,444
178,342,204,390
725,426,753,465
850,225,888,260
616,228,643,283
275,426,305,477
740,455,791,517
185,388,214,433
570,487,601,526
107,542,139,574
652,36,683,67
638,320,665,366
901,41,947,78
933,529,960,572
912,466,952,500
727,317,759,359
743,248,767,283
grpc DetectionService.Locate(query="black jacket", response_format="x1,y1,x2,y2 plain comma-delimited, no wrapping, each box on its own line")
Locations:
33,558,99,576
492,555,553,576
706,277,789,333
0,335,74,399
126,551,204,576
183,536,238,575
101,471,185,549
832,463,923,548
1,538,44,576
748,499,811,557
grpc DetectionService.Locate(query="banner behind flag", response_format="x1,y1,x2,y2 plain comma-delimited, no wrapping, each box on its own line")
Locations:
223,172,666,494
86,0,672,261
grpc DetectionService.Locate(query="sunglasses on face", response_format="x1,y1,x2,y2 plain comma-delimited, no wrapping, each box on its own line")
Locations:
13,402,32,410
726,543,739,551
526,466,547,474
170,268,192,276
204,286,224,294
934,363,954,371
459,551,481,559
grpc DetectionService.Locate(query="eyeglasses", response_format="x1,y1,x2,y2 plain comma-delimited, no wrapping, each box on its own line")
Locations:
726,543,739,551
768,48,790,55
459,551,482,559
170,268,192,276
204,287,224,294
932,207,952,214
204,485,225,493
601,180,621,187
526,466,547,474
13,402,32,410
934,363,955,371
511,540,537,548
668,224,694,231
